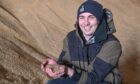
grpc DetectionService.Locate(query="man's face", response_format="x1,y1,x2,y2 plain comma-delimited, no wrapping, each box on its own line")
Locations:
78,12,98,37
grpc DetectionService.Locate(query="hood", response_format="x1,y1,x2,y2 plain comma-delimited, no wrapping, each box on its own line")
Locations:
75,18,108,43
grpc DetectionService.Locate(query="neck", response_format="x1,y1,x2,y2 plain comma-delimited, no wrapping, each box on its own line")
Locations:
83,34,93,41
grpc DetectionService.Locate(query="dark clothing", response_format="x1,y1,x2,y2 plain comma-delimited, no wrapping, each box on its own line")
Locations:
55,17,122,84
47,78,77,84
46,10,122,84
47,77,111,84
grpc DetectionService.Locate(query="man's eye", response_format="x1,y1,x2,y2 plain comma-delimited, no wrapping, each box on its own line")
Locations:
79,16,84,19
89,16,95,19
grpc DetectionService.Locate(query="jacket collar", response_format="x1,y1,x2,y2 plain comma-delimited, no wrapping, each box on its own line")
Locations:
94,18,108,43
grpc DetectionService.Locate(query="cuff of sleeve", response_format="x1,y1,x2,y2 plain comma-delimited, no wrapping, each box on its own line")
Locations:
70,66,81,81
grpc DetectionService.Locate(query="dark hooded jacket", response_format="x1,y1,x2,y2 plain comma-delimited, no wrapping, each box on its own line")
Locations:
57,12,122,84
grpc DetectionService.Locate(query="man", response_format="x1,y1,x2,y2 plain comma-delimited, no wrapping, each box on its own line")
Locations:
41,0,122,84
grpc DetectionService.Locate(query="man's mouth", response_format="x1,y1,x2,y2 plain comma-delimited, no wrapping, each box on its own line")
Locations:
84,27,91,32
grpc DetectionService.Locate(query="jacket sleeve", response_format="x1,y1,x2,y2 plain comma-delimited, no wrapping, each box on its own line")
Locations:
71,40,122,84
57,36,72,67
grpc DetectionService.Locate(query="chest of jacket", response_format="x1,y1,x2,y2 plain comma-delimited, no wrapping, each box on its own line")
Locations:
67,33,103,70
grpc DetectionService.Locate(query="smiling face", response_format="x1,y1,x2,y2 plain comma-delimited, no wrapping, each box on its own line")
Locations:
78,12,99,38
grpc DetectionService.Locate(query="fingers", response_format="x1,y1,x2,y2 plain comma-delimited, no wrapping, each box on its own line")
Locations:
41,59,49,71
46,68,64,78
41,64,45,71
52,70,65,78
41,58,57,72
54,72,65,79
45,65,65,78
41,59,66,78
42,59,48,64
53,65,65,77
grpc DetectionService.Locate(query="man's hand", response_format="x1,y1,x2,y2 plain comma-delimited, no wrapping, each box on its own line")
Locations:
41,58,57,72
45,64,66,78
67,67,74,77
41,58,65,78
41,58,74,78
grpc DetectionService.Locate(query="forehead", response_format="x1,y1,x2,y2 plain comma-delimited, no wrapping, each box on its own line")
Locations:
79,12,94,17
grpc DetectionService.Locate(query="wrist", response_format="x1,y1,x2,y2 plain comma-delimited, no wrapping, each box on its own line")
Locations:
66,67,74,77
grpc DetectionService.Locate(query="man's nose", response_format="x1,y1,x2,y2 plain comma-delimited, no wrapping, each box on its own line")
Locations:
84,18,90,26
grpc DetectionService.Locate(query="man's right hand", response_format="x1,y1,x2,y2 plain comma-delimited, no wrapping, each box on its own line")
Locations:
41,58,57,72
41,58,65,78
